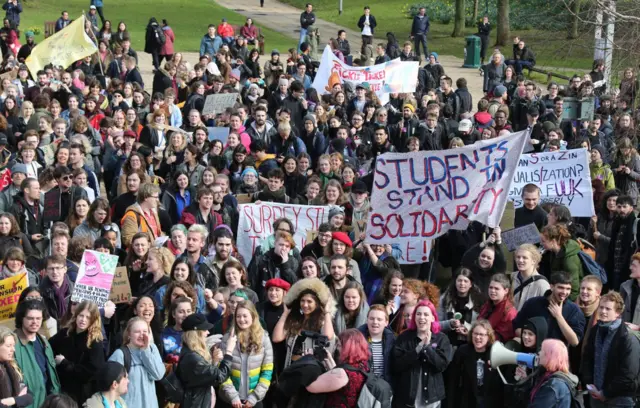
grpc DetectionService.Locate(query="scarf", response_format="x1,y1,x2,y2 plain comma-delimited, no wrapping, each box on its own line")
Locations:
594,318,622,389
0,265,26,279
0,361,21,399
54,278,70,318
576,297,599,319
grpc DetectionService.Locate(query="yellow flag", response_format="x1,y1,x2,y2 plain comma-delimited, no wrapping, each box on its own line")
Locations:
25,15,97,75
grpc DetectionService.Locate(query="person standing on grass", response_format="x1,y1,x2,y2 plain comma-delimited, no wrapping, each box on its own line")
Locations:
476,15,490,64
2,0,21,33
410,6,429,61
357,6,376,47
299,3,315,51
90,0,105,26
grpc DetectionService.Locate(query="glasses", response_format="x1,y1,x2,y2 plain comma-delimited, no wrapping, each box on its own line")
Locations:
103,225,115,232
277,228,291,233
60,175,72,181
212,191,224,195
473,333,489,338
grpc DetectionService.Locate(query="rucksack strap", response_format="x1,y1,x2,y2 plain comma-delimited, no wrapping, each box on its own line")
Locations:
120,346,132,372
513,275,546,297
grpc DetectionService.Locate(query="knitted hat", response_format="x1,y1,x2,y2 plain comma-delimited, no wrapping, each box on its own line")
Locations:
241,167,258,179
11,163,27,175
591,144,606,160
403,103,415,113
303,114,316,127
271,49,280,56
542,121,557,134
230,69,241,80
25,31,34,38
429,52,439,60
332,231,352,247
493,85,507,97
328,206,346,220
265,278,291,291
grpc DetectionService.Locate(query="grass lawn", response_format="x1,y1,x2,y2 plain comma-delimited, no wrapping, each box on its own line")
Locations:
279,0,596,71
18,0,296,54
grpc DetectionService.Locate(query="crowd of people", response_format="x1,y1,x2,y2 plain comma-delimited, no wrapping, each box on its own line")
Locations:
0,1,638,408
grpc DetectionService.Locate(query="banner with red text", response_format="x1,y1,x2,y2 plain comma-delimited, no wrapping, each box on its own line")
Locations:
366,130,529,264
237,203,329,263
0,273,28,321
311,46,419,104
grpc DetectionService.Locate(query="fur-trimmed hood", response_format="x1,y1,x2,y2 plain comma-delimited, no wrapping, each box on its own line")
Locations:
284,278,337,317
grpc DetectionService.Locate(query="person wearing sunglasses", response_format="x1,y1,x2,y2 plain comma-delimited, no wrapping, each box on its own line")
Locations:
42,166,89,225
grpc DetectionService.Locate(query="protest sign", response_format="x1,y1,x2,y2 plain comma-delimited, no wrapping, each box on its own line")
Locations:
72,250,119,307
237,203,329,263
366,131,529,264
312,46,419,104
508,149,594,217
202,93,239,116
0,273,28,321
109,267,132,304
208,126,230,143
502,224,541,252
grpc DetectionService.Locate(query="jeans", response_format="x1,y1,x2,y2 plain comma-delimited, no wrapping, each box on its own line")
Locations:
414,33,428,58
590,396,635,408
298,27,308,50
222,36,234,45
505,59,533,75
96,6,106,25
150,50,160,69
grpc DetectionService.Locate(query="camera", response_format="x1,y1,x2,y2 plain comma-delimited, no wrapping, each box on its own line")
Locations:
301,330,330,360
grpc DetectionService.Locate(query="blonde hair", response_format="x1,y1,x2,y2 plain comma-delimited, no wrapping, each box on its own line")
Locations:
148,247,175,276
66,300,104,348
122,317,149,346
165,131,187,158
234,301,264,354
515,244,542,265
182,330,211,362
0,327,22,380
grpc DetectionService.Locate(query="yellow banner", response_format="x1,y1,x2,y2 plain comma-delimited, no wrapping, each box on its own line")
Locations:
0,273,28,321
25,15,97,75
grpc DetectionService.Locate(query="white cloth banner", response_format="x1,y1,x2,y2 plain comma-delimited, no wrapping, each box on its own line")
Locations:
366,131,529,264
237,203,329,263
311,46,419,104
508,149,594,217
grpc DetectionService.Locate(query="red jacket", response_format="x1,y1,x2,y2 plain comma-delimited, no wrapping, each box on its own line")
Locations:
217,23,234,38
241,24,258,40
479,298,516,342
160,27,175,56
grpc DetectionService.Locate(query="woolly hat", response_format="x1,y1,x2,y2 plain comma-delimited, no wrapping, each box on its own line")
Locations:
429,52,439,60
403,103,415,113
493,85,507,97
11,163,27,175
332,231,352,247
328,206,345,220
591,144,606,160
265,278,291,292
241,167,258,179
303,114,316,127
542,121,557,134
230,69,241,80
271,49,280,56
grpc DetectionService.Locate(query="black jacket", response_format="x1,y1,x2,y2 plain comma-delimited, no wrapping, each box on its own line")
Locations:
10,193,44,240
300,238,325,260
581,321,640,399
392,329,451,407
39,275,74,321
446,344,492,408
299,11,316,29
49,328,105,403
178,345,232,408
357,14,377,35
249,249,298,302
605,212,639,291
357,324,395,383
152,68,173,96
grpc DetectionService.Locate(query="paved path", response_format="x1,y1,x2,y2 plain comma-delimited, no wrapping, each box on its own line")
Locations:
135,0,485,102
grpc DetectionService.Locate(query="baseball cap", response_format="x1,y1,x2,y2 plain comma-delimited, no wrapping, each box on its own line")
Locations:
90,5,97,9
458,119,473,132
352,180,368,194
181,314,214,332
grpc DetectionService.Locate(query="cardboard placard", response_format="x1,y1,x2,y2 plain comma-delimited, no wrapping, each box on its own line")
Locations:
0,273,28,321
109,266,132,304
208,126,230,143
502,223,541,252
71,250,118,307
202,93,239,116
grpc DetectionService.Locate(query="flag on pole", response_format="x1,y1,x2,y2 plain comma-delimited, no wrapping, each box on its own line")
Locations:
25,15,97,75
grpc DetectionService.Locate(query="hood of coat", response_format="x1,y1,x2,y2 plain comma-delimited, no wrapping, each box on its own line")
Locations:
521,316,548,352
284,277,337,317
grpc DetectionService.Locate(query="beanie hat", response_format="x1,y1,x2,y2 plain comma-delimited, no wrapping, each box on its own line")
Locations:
271,49,280,56
332,231,352,247
241,167,258,179
542,121,557,134
303,114,316,127
331,137,346,153
403,103,415,113
429,52,439,60
592,144,606,160
230,69,241,80
328,206,346,220
493,85,507,97
265,278,291,291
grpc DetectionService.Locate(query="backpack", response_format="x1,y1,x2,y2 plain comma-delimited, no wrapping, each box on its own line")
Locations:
549,372,581,408
577,250,608,285
341,364,392,408
154,25,166,46
119,346,184,403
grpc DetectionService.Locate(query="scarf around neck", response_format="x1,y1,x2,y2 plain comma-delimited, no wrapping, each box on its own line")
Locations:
54,277,70,318
576,296,599,318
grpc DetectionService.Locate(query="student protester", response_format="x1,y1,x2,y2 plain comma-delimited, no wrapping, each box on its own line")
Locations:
606,195,640,291
83,362,129,408
511,244,549,311
528,339,578,408
621,253,640,329
438,268,482,348
0,327,34,408
514,183,547,230
478,274,516,342
539,224,584,300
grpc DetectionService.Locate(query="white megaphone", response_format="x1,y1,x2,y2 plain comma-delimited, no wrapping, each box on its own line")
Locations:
490,341,538,384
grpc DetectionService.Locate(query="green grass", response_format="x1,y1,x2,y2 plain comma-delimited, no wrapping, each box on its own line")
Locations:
18,0,296,54
280,0,596,71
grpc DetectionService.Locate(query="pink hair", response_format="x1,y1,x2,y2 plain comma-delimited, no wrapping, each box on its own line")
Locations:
338,329,371,366
407,300,441,334
540,339,569,373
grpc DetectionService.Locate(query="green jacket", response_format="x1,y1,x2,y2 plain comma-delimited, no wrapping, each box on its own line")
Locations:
549,239,584,301
14,329,61,408
590,162,616,191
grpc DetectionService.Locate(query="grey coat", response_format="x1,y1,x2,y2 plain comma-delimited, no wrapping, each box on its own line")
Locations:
620,279,640,325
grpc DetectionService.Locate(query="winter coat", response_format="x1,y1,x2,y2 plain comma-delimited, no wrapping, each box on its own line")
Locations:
249,249,298,302
268,134,307,157
438,293,479,346
590,161,616,190
73,221,121,248
83,393,127,408
2,1,22,26
120,203,163,248
392,329,451,407
0,233,34,260
199,34,222,57
483,61,506,93
446,344,494,408
334,302,369,335
478,298,516,342
318,256,361,283
177,344,232,408
612,154,640,204
160,26,175,56
543,239,583,300
49,328,105,403
13,329,60,408
108,345,165,408
529,371,579,408
513,292,585,344
152,68,173,97
620,279,640,325
357,324,395,383
219,331,274,406
581,321,640,400
144,19,162,54
460,243,506,295
411,14,429,35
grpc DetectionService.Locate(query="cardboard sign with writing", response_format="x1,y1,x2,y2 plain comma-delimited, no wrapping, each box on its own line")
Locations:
202,93,239,116
109,267,132,304
71,250,118,307
0,273,28,321
502,223,541,252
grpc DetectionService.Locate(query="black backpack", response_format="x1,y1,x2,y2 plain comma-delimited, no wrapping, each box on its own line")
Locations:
119,346,183,403
153,25,166,46
341,364,392,408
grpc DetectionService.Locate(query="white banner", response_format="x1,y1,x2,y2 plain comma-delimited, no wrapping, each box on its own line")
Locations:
508,149,594,217
237,203,329,263
366,131,529,264
311,46,419,104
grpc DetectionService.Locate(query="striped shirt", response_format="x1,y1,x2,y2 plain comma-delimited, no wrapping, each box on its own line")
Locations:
370,339,384,377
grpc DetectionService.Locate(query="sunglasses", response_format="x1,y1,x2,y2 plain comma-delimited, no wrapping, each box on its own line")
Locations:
61,175,72,181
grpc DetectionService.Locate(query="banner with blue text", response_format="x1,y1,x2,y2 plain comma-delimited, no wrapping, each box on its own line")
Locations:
366,131,529,263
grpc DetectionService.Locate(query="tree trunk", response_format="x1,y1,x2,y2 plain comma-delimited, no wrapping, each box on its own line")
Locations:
568,0,580,39
473,0,479,23
452,0,466,37
496,0,510,46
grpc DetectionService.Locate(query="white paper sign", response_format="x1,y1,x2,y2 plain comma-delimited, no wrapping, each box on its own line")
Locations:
366,131,529,264
202,93,239,116
237,203,329,263
508,149,594,217
311,46,419,104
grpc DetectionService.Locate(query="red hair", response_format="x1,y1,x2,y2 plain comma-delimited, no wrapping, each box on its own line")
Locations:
338,329,371,366
407,300,441,334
